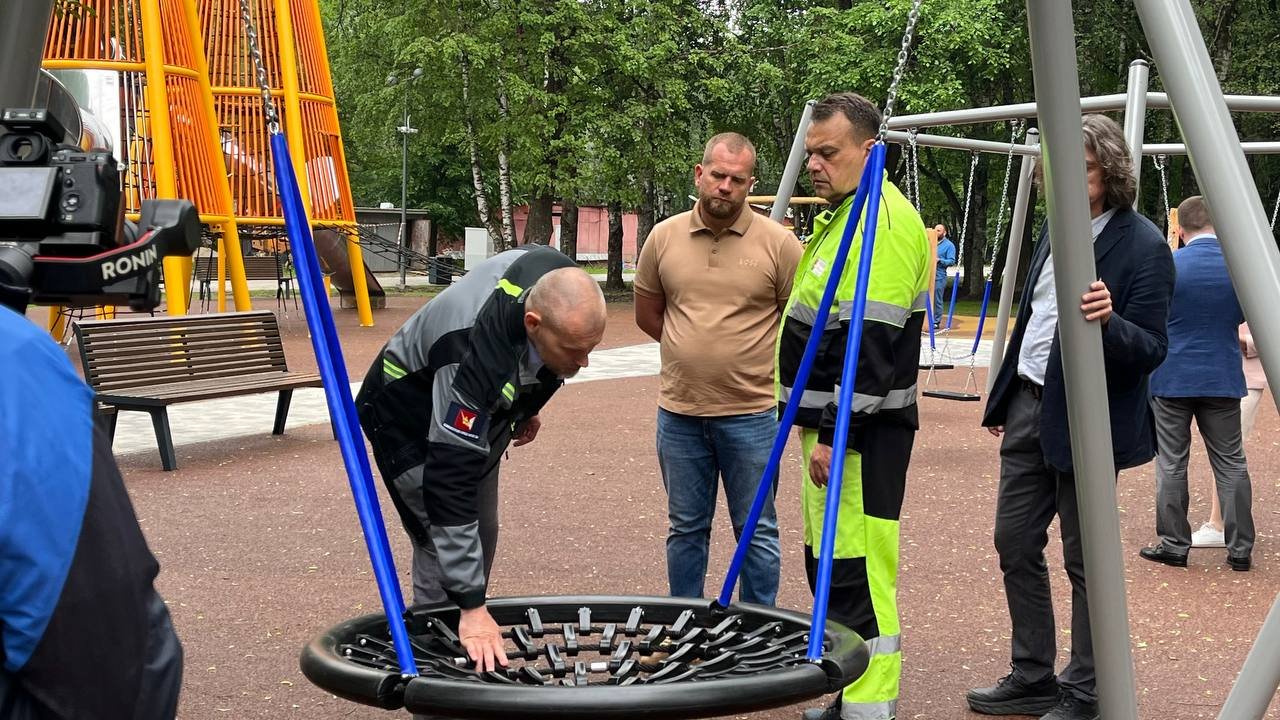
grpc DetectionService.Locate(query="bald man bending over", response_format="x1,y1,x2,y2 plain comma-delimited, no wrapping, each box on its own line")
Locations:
357,245,606,674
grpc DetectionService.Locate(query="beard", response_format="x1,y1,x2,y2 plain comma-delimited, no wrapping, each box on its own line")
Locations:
700,196,739,219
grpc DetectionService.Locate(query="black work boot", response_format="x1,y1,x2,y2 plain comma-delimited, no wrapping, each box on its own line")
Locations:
801,697,841,720
1041,691,1099,720
966,671,1059,716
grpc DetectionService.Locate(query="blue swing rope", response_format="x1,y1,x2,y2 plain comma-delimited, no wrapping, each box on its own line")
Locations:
806,143,887,660
716,149,878,610
924,293,937,350
233,0,417,675
269,129,417,674
723,0,921,659
944,269,961,330
966,120,1023,361
710,141,888,663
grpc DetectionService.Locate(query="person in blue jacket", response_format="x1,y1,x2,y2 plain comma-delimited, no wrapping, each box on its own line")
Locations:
0,304,183,719
934,224,957,328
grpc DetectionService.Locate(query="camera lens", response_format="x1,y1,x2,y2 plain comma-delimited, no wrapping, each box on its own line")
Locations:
0,244,35,288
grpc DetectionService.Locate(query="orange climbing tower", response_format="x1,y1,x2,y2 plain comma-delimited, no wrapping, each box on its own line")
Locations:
42,0,253,315
199,0,372,325
42,0,373,325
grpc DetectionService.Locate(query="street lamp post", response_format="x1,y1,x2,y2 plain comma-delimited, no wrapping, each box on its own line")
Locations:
387,67,423,291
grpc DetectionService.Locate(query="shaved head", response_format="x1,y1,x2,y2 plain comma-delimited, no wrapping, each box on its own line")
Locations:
526,267,606,334
524,267,607,378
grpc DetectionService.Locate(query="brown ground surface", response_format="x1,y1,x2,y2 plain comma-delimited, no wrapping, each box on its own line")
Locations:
76,298,1280,719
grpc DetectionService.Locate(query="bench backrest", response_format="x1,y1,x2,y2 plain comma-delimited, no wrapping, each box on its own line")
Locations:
73,311,293,393
192,255,287,282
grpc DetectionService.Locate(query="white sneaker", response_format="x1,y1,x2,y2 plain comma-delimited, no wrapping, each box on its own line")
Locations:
1191,522,1226,548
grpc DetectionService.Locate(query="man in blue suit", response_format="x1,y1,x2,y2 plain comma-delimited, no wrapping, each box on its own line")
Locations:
934,224,957,328
1139,195,1254,571
967,115,1175,720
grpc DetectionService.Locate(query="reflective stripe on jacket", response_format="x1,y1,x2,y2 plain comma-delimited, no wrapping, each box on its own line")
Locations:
777,176,930,446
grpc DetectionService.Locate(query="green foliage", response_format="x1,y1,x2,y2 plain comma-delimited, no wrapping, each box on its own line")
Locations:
319,0,1280,280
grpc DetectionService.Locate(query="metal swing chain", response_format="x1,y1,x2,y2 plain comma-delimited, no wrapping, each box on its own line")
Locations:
1154,154,1171,226
955,151,979,262
907,127,922,210
239,0,282,135
985,119,1025,276
1270,186,1280,233
878,0,925,141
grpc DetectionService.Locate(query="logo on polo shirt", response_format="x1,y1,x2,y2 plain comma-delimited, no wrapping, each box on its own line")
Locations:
444,401,487,442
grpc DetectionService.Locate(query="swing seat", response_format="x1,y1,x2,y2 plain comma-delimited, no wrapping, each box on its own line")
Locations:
919,362,954,371
922,389,981,402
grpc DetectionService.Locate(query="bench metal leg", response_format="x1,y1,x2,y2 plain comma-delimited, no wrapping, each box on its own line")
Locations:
148,408,177,471
274,389,293,435
98,411,118,444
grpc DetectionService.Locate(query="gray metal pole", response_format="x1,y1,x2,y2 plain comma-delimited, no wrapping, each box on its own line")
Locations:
884,130,1040,157
1143,142,1280,156
889,94,1129,130
0,0,55,111
1134,1,1280,714
987,128,1038,392
887,91,1280,133
771,100,815,224
1218,593,1280,719
1145,92,1280,114
1025,3,1138,719
398,100,410,292
1123,60,1150,205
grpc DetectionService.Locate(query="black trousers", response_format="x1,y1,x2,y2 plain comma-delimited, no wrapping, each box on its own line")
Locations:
994,382,1096,702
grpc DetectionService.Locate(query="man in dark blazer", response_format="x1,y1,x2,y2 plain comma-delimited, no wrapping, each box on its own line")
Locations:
966,115,1175,720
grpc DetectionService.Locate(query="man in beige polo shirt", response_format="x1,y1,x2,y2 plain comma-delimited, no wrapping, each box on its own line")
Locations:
634,132,802,605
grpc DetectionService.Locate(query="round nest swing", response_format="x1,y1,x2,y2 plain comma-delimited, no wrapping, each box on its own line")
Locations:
301,595,867,719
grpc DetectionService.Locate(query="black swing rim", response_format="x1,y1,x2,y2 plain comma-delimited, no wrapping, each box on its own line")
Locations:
301,595,867,720
922,389,982,401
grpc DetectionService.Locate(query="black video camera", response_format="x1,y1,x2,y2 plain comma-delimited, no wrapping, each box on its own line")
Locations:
0,107,201,313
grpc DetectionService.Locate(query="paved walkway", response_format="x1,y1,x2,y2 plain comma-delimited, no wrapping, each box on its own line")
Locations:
109,337,998,457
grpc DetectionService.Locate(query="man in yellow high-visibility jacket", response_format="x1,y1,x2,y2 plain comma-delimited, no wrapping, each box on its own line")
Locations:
777,92,930,720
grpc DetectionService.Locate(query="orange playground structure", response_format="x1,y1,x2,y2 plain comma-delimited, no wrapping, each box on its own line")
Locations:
42,0,374,326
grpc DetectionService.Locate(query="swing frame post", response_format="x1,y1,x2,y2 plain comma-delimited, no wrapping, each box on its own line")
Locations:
988,128,1039,390
1026,1,1137,716
771,100,816,224
1122,59,1151,205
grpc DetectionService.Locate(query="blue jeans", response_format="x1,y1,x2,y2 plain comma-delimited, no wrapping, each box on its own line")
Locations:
656,408,781,605
934,270,949,325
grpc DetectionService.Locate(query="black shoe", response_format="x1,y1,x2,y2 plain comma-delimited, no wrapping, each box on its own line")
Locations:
800,698,841,720
1139,544,1188,567
1228,554,1252,571
1041,692,1099,720
967,672,1059,715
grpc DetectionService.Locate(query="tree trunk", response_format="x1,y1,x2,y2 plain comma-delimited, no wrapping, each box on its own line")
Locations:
560,200,578,261
524,193,555,245
606,202,625,291
918,147,964,234
523,46,565,248
460,51,502,248
1208,0,1239,81
635,178,656,257
964,163,990,297
428,218,439,258
495,73,516,250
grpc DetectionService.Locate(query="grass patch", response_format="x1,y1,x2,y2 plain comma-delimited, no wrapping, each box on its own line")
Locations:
945,299,1017,318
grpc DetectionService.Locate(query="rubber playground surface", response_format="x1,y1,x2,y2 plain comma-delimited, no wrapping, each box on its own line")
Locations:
73,297,1280,719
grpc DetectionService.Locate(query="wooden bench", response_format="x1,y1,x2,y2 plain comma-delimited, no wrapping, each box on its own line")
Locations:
73,310,323,470
193,255,296,309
